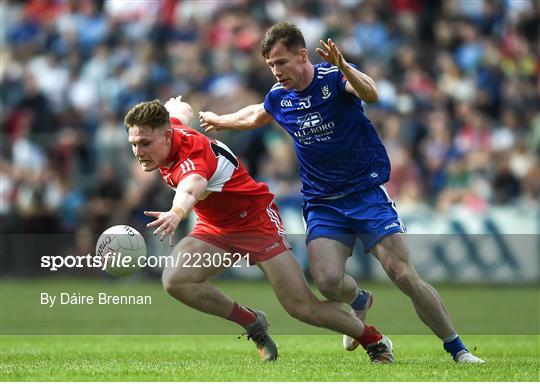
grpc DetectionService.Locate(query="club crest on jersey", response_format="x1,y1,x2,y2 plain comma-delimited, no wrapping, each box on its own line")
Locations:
297,95,312,110
322,85,331,100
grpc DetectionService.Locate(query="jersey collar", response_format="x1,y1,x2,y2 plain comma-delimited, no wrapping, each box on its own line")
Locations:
165,122,183,165
293,64,317,95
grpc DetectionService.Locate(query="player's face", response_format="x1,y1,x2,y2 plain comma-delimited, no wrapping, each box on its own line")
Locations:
265,42,307,90
128,125,172,172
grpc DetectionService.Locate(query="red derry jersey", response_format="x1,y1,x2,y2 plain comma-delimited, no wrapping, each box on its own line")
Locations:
159,118,274,228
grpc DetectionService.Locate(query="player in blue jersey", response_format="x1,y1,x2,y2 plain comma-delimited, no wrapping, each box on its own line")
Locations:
200,22,484,364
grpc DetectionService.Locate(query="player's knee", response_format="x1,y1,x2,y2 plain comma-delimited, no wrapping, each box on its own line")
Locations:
162,271,202,297
314,275,342,300
162,273,182,296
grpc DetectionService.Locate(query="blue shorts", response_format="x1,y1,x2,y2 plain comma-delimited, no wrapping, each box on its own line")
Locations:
303,185,406,253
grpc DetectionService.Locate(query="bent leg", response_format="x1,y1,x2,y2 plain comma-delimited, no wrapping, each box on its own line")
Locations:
258,250,365,339
371,233,455,339
162,236,237,318
308,238,359,303
164,236,280,361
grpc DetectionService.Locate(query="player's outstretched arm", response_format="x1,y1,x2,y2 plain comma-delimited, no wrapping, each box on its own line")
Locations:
199,103,274,132
316,38,378,103
145,174,208,246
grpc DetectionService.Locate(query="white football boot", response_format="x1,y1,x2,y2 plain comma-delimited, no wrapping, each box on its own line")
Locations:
455,351,486,364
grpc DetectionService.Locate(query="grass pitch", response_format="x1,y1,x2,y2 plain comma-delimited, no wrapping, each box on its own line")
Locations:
1,278,539,381
1,335,538,381
1,278,538,335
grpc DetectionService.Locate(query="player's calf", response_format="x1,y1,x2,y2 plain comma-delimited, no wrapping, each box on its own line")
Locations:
283,302,317,325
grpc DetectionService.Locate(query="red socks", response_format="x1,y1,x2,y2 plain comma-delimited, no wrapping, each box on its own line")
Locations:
227,302,257,327
357,324,383,348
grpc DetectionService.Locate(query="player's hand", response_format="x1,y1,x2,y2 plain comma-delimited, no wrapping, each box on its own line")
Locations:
144,210,182,247
199,111,222,132
165,95,193,125
316,38,347,70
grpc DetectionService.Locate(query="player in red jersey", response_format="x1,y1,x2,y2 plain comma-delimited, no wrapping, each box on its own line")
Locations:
124,96,392,362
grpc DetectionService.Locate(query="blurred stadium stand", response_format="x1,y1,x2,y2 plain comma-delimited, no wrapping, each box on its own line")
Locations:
1,0,538,281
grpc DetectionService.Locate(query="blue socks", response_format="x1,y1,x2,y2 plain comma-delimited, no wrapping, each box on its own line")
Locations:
350,289,370,311
443,333,468,359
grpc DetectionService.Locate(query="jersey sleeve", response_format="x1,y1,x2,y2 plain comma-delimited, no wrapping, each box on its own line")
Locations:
337,63,360,93
168,137,216,186
263,89,276,117
169,117,183,125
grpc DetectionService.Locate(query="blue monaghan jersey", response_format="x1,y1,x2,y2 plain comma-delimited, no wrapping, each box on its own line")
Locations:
263,62,391,201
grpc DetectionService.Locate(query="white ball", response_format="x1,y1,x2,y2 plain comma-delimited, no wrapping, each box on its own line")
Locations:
96,225,146,277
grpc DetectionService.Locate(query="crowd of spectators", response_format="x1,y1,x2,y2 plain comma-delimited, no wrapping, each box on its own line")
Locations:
1,0,539,248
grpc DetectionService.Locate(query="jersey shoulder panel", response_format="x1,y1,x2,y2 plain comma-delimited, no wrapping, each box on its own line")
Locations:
165,129,217,187
315,63,344,91
269,82,285,93
264,82,286,116
205,139,239,192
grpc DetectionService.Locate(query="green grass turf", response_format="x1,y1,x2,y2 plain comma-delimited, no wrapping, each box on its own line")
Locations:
1,279,539,381
1,278,539,335
1,335,539,381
